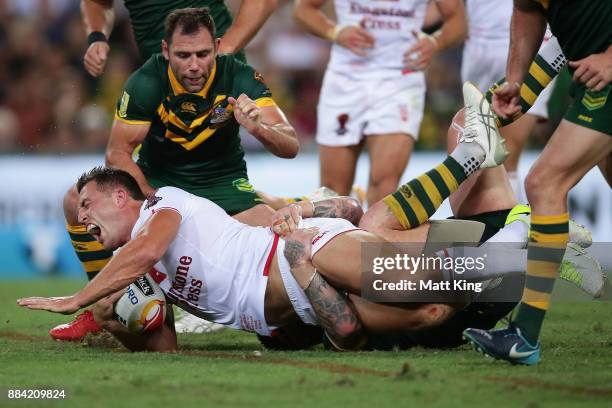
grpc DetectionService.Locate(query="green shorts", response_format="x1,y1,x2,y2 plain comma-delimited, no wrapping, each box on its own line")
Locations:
565,83,612,136
144,173,263,216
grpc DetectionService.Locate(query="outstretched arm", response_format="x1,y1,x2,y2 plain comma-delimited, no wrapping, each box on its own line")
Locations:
284,228,367,350
17,210,180,314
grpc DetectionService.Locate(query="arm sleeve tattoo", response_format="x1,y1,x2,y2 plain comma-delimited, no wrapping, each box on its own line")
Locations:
303,272,367,350
312,197,363,225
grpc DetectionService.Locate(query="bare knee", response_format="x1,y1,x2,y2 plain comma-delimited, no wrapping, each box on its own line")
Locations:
524,168,568,207
359,201,402,233
63,184,80,225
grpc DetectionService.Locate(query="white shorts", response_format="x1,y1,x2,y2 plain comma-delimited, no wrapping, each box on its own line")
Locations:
276,218,360,326
316,70,425,146
462,39,554,119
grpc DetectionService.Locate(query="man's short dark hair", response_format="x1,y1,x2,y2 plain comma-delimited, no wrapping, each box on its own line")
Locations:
164,7,216,45
77,167,146,200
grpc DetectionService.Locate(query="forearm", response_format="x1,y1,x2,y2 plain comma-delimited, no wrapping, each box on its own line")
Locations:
105,151,154,196
506,1,547,83
73,239,157,308
299,267,367,351
293,0,336,42
81,0,114,37
252,123,299,158
220,0,277,53
298,197,363,225
431,1,466,51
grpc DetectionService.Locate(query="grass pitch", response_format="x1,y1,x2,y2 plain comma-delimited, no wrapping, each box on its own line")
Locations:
1,279,611,408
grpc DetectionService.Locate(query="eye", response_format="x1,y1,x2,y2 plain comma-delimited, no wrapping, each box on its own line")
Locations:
196,51,209,58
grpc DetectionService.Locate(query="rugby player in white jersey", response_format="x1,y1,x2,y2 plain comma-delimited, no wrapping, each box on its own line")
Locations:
294,0,467,206
19,166,473,351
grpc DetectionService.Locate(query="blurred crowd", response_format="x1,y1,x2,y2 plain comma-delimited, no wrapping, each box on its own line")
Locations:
0,0,554,154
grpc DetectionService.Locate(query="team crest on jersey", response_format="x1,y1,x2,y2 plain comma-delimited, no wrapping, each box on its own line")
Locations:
210,105,232,125
335,113,349,135
118,91,130,118
144,194,162,210
180,101,197,114
582,85,610,111
254,71,265,84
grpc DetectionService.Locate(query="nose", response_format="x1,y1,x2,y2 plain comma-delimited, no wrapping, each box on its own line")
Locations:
77,208,87,224
188,56,199,71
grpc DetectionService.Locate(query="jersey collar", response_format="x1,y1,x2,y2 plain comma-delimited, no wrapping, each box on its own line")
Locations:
168,60,217,98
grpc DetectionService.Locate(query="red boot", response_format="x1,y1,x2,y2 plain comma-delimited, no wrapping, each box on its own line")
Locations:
49,310,102,341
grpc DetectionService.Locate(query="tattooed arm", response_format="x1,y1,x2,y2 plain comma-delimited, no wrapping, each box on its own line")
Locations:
271,197,363,236
283,228,368,350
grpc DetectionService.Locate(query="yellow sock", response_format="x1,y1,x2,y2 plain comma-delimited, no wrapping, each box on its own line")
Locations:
383,157,466,229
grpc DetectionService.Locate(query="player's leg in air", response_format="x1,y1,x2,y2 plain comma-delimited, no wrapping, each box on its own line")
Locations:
355,106,603,350
487,34,567,202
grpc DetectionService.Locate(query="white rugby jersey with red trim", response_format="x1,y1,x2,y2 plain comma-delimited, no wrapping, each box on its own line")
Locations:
131,186,277,335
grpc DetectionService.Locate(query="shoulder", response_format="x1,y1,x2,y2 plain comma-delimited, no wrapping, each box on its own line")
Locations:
218,55,272,97
142,187,193,217
126,54,167,91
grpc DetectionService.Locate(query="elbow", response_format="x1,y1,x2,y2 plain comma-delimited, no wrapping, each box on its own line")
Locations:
285,144,299,159
346,198,364,225
105,148,123,168
278,138,300,159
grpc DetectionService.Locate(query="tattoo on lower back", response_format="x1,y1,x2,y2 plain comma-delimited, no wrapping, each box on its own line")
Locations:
304,273,364,349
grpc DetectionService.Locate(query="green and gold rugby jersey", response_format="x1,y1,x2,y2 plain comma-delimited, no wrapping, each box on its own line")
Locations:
115,53,275,204
532,0,612,61
123,0,237,61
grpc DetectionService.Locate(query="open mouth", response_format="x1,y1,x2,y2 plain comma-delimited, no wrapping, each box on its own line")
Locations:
86,223,101,239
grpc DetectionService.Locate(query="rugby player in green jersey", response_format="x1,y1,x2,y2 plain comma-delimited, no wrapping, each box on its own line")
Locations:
464,0,612,365
53,7,297,341
81,0,277,76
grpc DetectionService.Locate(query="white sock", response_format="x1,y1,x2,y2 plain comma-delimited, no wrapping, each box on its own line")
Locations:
450,142,485,177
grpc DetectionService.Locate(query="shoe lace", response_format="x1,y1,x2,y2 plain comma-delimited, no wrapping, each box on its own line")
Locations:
459,107,478,142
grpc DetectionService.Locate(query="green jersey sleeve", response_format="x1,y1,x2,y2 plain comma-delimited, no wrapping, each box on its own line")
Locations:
231,59,275,107
115,55,166,123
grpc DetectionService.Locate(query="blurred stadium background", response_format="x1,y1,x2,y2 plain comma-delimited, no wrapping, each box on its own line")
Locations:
0,0,610,278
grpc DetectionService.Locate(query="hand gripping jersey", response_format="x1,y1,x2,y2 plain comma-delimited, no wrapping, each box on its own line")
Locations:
132,187,279,335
